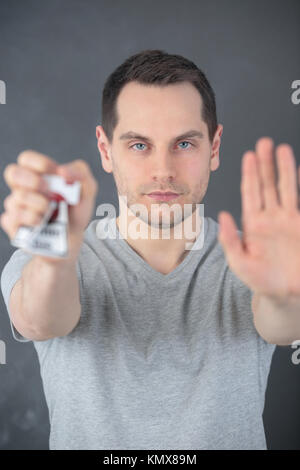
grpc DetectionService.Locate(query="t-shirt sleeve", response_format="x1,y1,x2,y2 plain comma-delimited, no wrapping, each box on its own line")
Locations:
1,248,35,342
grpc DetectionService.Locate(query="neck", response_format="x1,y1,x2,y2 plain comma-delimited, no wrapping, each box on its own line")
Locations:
115,207,202,272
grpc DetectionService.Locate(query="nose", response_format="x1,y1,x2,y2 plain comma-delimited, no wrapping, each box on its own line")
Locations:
150,152,177,182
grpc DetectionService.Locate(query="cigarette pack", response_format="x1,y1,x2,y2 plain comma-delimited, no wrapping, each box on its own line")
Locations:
11,174,81,258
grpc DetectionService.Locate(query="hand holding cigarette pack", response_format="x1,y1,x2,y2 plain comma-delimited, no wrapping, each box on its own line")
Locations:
11,174,81,258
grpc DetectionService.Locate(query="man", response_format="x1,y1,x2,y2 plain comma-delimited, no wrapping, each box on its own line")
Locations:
1,49,300,450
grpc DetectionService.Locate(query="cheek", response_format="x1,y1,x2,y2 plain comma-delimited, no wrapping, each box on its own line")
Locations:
180,158,206,180
117,161,142,189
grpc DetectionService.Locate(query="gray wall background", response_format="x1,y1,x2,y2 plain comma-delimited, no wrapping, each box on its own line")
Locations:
0,0,299,450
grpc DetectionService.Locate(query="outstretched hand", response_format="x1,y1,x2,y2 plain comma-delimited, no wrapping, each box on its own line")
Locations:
218,137,300,300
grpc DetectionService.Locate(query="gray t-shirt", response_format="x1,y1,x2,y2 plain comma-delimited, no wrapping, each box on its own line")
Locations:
1,215,276,450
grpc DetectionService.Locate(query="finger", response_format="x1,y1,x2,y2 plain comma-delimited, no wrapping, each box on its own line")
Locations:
276,143,298,210
0,208,44,240
240,150,263,223
255,137,279,210
17,150,58,174
56,159,98,199
3,164,49,194
0,212,19,239
298,166,300,209
3,189,51,216
218,211,247,269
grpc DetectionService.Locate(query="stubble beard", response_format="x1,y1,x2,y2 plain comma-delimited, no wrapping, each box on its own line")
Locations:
112,159,210,231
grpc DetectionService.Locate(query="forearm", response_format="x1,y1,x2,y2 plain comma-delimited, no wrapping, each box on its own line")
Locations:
252,292,300,346
12,254,81,339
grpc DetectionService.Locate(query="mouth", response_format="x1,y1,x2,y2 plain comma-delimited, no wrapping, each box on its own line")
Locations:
145,191,181,201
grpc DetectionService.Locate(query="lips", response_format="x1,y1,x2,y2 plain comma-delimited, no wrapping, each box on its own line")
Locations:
146,191,181,201
148,192,179,196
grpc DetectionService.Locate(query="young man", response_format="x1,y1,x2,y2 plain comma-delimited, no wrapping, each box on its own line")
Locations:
1,49,300,450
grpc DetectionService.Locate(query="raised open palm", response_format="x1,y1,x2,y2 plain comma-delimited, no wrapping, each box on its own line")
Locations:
218,137,300,299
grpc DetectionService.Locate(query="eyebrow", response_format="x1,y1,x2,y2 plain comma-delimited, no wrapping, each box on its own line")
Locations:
119,129,204,143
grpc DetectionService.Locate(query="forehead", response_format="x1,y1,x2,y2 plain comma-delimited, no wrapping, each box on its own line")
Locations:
115,81,205,129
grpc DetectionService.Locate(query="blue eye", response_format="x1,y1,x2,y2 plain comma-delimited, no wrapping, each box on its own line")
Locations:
178,141,192,149
130,141,193,151
131,143,147,151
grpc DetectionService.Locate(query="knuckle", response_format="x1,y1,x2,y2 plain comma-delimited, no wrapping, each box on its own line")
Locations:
10,206,23,224
0,212,7,228
22,208,41,226
0,212,12,236
17,150,32,165
18,151,57,173
17,190,49,214
0,211,16,235
3,195,12,211
13,188,27,203
3,163,18,183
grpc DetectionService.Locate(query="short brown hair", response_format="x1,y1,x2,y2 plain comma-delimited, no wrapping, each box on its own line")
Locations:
101,49,218,144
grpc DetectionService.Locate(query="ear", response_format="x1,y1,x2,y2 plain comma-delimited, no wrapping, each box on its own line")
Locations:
95,125,113,174
210,124,223,171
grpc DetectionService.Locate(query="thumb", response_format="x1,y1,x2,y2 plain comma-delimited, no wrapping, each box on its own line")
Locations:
56,163,85,184
56,160,98,200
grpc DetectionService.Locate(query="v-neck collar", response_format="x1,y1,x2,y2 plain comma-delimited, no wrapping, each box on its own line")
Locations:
107,215,210,283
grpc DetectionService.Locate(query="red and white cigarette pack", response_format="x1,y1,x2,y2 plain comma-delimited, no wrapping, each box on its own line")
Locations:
11,174,81,258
